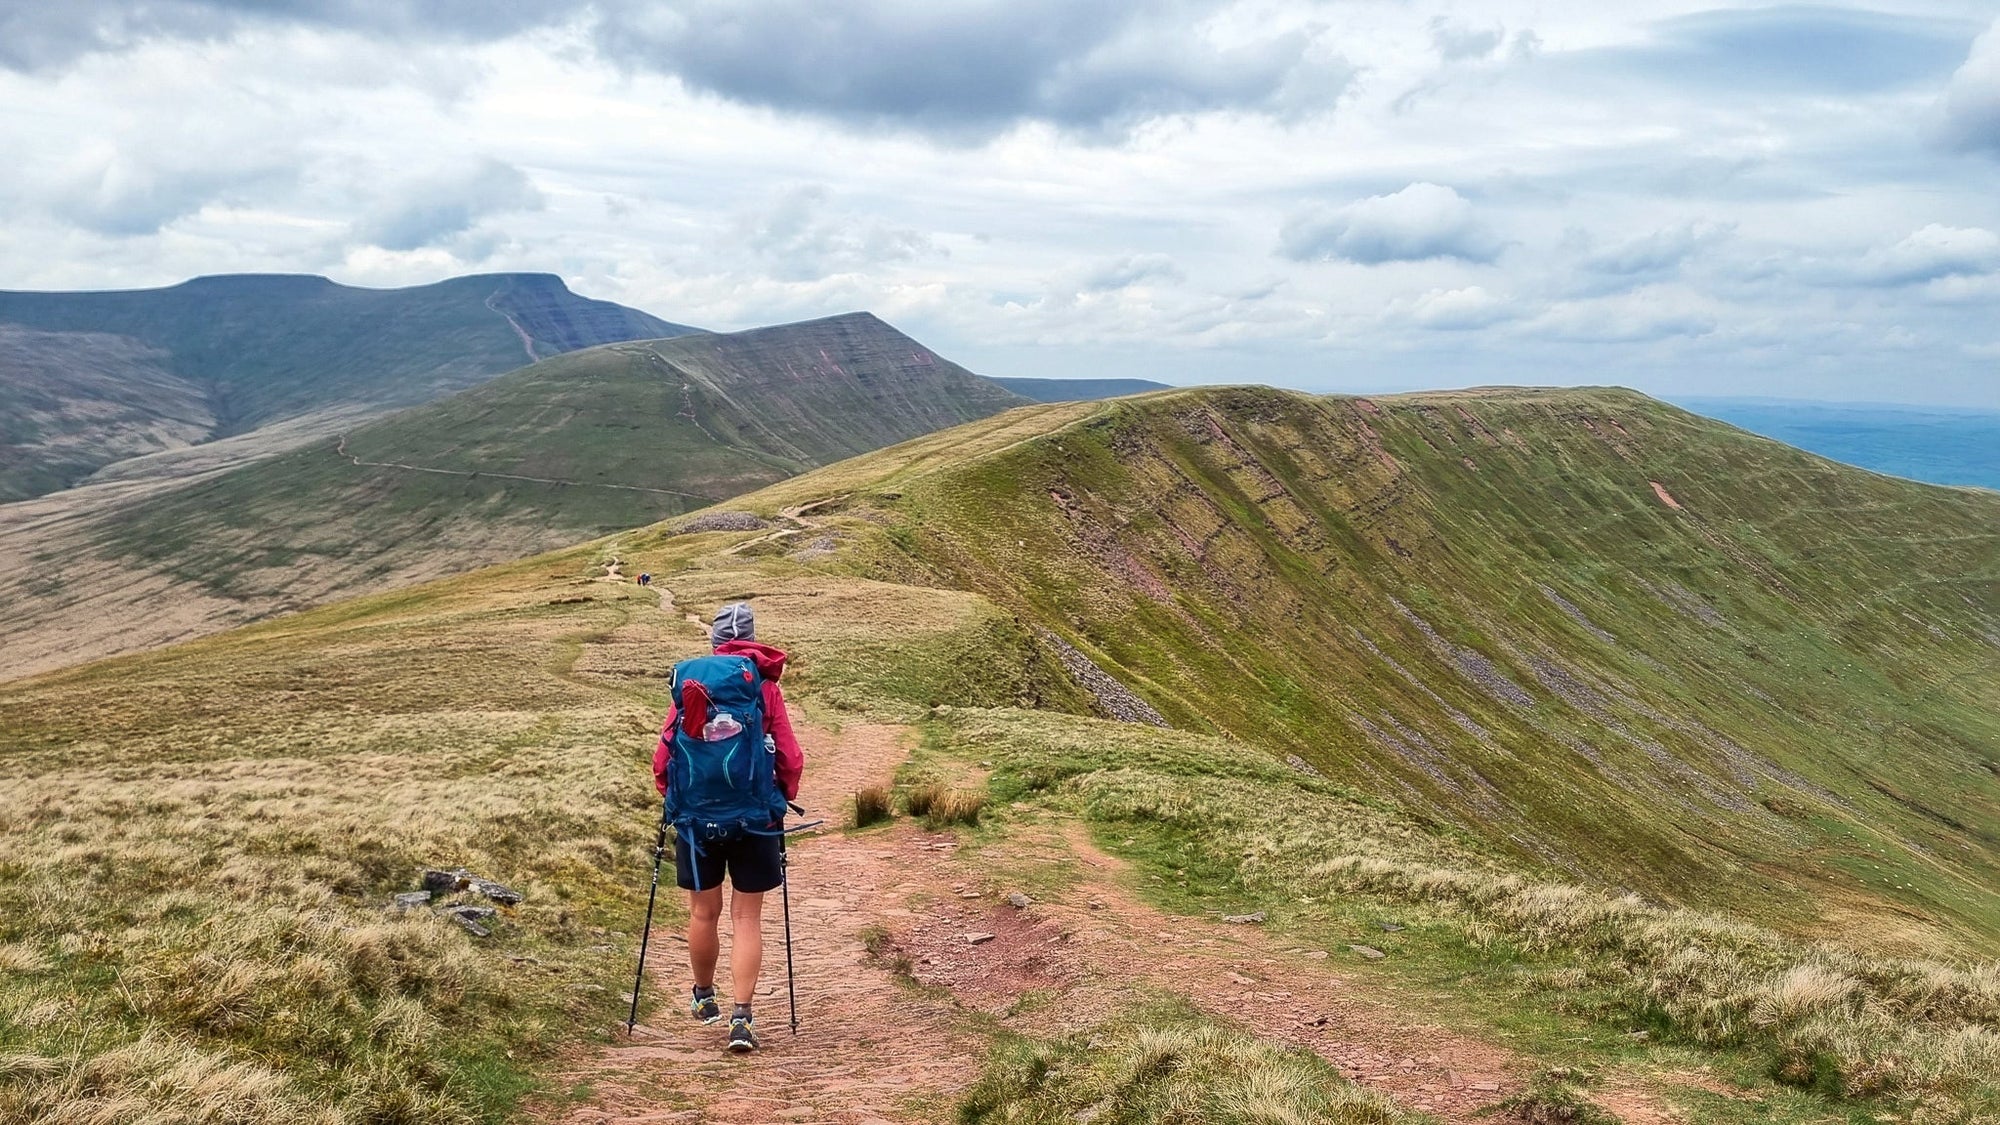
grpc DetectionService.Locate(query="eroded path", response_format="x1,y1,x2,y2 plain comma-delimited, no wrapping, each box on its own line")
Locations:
549,721,1679,1125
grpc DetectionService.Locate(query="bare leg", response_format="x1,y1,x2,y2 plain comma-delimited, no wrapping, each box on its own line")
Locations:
687,888,723,988
729,889,765,1008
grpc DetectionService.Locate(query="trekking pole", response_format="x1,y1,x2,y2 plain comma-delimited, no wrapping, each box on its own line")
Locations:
780,831,798,1036
779,803,824,1037
625,798,671,1035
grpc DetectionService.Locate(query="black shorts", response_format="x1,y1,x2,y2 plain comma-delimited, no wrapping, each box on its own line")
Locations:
674,828,783,893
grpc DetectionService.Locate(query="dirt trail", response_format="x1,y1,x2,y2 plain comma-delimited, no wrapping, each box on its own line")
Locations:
553,724,986,1125
550,722,1680,1125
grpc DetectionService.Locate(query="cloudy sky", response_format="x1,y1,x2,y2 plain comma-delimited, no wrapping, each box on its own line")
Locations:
2,1,1997,407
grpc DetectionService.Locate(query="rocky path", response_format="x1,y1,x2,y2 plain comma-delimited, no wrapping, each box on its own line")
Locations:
548,722,1680,1125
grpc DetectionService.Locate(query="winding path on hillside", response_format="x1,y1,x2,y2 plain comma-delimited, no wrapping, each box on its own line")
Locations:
543,715,1684,1125
332,433,711,499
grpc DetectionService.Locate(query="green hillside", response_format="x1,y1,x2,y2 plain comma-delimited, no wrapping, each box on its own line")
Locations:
1,384,1996,1124
988,375,1172,402
0,313,1027,681
704,386,2000,950
0,272,696,500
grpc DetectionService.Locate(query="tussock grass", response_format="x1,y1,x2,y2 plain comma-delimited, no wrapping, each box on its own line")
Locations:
958,998,1417,1125
933,705,2000,1123
906,784,985,829
905,782,944,819
852,785,893,828
928,790,987,829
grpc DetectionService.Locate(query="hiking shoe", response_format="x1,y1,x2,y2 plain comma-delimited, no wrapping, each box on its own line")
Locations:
690,990,722,1024
726,1015,758,1053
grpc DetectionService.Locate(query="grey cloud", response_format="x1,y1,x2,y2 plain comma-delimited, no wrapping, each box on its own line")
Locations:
1583,222,1730,276
352,160,542,252
42,159,286,237
736,185,934,282
593,1,1353,139
1945,20,2000,156
1081,254,1183,292
1556,6,1978,96
1430,18,1502,62
0,0,573,71
1279,183,1500,265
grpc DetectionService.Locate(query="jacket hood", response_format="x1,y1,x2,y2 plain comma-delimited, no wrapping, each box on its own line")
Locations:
715,638,788,680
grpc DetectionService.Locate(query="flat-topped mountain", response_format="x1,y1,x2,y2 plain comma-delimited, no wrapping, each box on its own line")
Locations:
0,272,696,500
0,312,1026,679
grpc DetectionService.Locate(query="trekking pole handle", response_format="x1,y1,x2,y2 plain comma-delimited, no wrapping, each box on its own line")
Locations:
787,801,807,816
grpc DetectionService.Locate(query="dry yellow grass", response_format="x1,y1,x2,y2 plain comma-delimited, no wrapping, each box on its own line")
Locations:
0,531,1057,1121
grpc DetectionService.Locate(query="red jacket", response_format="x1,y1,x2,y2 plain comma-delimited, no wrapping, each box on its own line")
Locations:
653,640,804,802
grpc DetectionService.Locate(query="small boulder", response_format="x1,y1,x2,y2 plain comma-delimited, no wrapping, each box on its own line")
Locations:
964,932,997,945
1348,944,1386,961
1375,921,1406,933
393,891,433,910
452,915,493,938
1006,892,1032,909
1221,911,1267,924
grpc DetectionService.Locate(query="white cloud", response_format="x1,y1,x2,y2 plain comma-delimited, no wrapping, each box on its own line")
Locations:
1388,285,1519,330
1080,253,1183,292
1529,287,1720,343
733,185,938,282
1851,224,2000,287
1944,19,2000,156
1278,183,1500,265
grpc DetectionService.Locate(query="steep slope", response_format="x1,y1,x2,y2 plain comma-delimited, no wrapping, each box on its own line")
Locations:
0,313,1026,680
670,386,2000,950
0,272,697,499
988,376,1172,402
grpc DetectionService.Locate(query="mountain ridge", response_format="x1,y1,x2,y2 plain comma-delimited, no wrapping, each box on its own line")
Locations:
0,311,1028,681
0,271,698,500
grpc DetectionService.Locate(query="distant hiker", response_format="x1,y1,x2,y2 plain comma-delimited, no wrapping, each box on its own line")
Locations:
652,602,804,1053
638,573,652,587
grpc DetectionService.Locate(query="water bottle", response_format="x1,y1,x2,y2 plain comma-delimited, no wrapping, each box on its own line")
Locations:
701,711,742,741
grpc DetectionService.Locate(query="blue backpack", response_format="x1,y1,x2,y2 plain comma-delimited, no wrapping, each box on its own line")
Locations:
663,654,786,849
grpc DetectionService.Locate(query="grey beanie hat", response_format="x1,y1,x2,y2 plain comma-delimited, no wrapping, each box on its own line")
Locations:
711,602,755,646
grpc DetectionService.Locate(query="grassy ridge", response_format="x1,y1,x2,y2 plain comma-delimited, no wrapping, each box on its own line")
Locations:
680,386,2000,950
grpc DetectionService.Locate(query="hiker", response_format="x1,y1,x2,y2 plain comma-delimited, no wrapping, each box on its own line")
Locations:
637,572,652,587
652,602,804,1052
